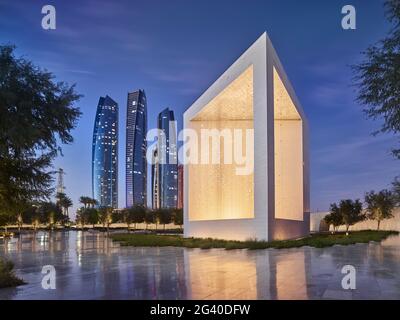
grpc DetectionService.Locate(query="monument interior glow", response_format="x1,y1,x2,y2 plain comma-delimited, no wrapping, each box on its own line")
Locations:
188,65,254,221
273,67,304,221
184,32,310,241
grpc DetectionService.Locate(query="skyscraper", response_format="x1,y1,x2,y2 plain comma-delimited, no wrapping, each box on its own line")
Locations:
92,95,118,208
151,147,160,210
177,164,183,209
126,89,147,207
157,108,178,209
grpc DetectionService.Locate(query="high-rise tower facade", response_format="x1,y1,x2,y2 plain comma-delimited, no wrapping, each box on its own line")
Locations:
126,89,147,207
157,108,178,209
177,164,183,209
92,95,118,208
151,147,160,209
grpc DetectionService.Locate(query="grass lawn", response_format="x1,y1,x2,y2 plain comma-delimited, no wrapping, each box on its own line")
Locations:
110,230,399,250
0,258,25,288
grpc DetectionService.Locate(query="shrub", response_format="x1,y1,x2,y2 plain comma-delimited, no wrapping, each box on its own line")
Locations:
0,258,25,288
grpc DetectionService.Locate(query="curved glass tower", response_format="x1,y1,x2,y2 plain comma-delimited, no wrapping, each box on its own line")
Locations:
126,89,147,207
158,108,178,208
92,95,118,208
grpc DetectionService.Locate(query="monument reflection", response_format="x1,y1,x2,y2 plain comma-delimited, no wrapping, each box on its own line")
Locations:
1,231,400,300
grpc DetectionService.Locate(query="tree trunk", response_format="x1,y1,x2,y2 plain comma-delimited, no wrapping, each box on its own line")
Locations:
127,223,130,233
377,220,381,231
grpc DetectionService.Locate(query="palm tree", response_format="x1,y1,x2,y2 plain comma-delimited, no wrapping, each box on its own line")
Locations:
55,192,66,205
56,193,72,225
79,196,92,209
88,198,98,208
63,196,73,221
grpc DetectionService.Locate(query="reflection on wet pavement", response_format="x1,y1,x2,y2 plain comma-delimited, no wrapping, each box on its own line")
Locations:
0,231,400,300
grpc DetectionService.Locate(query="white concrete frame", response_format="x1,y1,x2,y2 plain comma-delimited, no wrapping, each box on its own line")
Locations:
183,32,310,241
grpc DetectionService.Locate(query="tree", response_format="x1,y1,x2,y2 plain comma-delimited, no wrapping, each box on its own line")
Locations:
392,176,400,205
324,203,343,233
85,208,99,229
55,192,66,206
22,205,40,231
112,210,122,224
12,200,30,232
39,202,62,230
365,190,395,230
144,210,156,231
0,45,81,218
0,212,15,233
98,207,113,233
76,207,86,230
173,208,183,230
56,192,72,217
79,196,92,209
123,208,138,232
62,196,73,221
339,199,365,233
55,192,72,225
157,208,172,231
353,0,400,158
131,205,146,230
90,198,98,208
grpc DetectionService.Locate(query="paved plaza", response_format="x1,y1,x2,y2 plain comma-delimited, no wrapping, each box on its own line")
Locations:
0,231,399,300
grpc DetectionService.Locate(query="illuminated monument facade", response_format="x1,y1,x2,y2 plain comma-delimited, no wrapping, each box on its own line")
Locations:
183,33,310,241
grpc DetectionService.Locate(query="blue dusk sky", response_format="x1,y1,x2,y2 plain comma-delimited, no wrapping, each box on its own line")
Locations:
0,0,398,214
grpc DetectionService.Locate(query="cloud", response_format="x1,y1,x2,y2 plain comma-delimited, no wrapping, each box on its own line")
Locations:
67,69,96,75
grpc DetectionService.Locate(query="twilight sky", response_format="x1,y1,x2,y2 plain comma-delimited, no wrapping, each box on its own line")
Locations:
0,0,398,215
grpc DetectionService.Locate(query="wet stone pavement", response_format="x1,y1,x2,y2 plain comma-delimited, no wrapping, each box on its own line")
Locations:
0,231,400,300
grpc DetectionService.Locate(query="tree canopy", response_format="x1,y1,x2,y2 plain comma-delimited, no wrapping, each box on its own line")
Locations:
353,0,400,158
0,45,81,215
365,190,395,230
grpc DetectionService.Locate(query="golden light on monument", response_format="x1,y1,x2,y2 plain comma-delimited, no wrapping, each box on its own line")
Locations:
273,67,304,221
188,65,254,221
183,33,309,241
